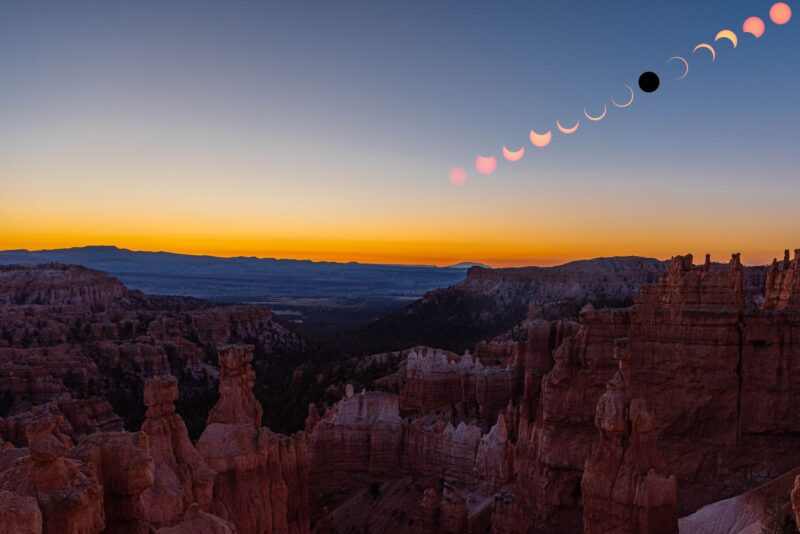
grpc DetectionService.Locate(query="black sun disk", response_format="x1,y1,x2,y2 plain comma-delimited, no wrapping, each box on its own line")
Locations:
638,71,660,93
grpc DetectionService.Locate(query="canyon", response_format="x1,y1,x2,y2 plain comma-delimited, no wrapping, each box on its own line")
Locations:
1,253,799,532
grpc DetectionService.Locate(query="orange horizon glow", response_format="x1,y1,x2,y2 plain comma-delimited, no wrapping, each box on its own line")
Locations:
1,235,794,269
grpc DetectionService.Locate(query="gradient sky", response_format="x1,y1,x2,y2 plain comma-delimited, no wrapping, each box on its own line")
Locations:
2,0,799,266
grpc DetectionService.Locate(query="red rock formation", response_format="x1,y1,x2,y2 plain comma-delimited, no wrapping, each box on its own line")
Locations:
0,264,131,308
513,306,629,533
66,431,155,534
489,492,523,534
198,423,309,534
197,345,309,534
142,375,214,528
399,348,464,413
309,390,403,507
0,396,122,447
0,264,301,442
419,487,440,533
508,252,800,532
581,338,677,534
399,347,516,428
439,484,468,534
206,345,263,428
304,403,320,435
474,414,513,492
0,490,43,534
762,249,800,310
0,412,105,533
308,389,513,531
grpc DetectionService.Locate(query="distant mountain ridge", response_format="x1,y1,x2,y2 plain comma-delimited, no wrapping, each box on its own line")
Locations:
0,246,467,301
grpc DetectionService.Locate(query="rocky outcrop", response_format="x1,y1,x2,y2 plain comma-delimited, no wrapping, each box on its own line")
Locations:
198,423,309,534
399,348,464,413
507,252,800,532
399,348,515,427
0,396,122,447
419,487,440,533
0,264,301,440
763,249,800,310
308,387,513,531
142,375,214,528
206,345,263,428
581,338,677,534
66,431,155,534
0,264,132,308
0,412,105,534
0,490,42,534
197,345,309,534
309,390,403,507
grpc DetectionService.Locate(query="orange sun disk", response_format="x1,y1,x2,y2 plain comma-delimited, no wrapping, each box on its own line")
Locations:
770,2,793,24
743,16,766,38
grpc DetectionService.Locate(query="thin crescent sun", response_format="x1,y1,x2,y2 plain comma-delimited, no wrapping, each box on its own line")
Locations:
611,85,634,109
693,43,716,62
667,56,689,80
529,129,552,148
715,29,738,48
584,105,607,122
502,146,525,162
556,120,580,135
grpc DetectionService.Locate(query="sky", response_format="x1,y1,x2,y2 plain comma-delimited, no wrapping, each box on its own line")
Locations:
1,0,799,267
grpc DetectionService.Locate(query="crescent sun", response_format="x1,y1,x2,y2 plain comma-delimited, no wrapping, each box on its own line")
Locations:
556,120,580,135
667,56,689,80
611,85,634,108
529,129,552,148
693,43,716,62
584,105,607,122
502,146,525,162
715,29,738,48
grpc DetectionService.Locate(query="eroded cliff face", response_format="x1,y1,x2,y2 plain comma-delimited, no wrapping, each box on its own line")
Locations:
0,264,301,437
197,344,309,534
0,413,105,534
581,338,677,534
307,386,513,531
505,251,800,532
142,375,214,528
399,347,516,427
0,344,310,534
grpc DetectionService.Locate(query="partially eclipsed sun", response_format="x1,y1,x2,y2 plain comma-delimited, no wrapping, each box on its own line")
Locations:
557,120,580,135
502,146,525,162
715,29,738,48
529,129,552,148
743,16,766,38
